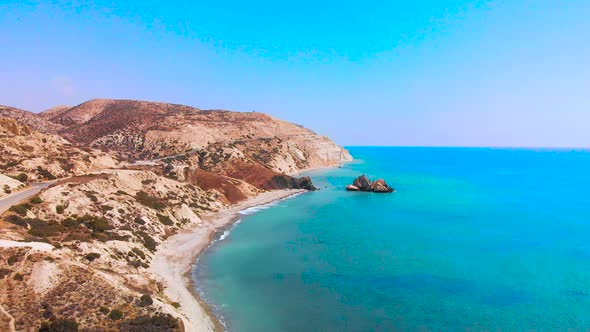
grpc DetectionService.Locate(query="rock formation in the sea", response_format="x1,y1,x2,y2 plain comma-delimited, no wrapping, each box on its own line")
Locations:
352,175,372,191
0,98,350,330
347,175,395,193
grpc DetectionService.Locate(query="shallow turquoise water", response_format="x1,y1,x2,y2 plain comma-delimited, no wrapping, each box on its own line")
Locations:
194,147,590,331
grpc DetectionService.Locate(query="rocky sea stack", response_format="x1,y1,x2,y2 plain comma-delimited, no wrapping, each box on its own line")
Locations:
346,175,395,193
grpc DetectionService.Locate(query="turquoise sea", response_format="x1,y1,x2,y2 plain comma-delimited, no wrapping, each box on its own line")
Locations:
193,147,590,331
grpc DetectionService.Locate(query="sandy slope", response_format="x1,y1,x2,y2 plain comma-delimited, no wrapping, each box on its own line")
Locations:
149,189,305,332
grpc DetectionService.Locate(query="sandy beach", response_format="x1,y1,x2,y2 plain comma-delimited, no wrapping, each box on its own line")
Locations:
149,189,306,332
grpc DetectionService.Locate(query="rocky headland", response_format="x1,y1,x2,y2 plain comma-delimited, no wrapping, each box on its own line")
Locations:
346,175,395,193
0,99,351,331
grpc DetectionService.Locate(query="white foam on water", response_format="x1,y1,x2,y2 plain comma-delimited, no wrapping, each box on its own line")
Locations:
239,191,305,216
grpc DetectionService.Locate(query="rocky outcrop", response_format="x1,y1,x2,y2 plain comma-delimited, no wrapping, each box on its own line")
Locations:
346,185,359,191
372,179,394,193
353,175,372,191
348,175,395,193
262,175,317,191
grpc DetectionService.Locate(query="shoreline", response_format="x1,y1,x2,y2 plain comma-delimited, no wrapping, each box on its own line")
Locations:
149,189,306,332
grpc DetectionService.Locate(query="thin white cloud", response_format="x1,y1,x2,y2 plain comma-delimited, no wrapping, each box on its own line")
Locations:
51,76,75,97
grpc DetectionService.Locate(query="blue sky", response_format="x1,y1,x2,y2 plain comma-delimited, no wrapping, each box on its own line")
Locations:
1,0,589,147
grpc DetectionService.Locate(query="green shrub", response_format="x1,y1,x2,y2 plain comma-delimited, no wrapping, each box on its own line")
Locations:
5,215,27,227
7,255,19,266
37,167,56,180
101,205,114,212
39,318,79,332
56,205,65,214
85,252,101,261
77,215,113,232
136,231,157,252
128,260,141,268
9,203,32,216
99,307,109,315
157,214,174,226
28,218,61,238
13,273,23,281
171,302,181,309
134,217,145,225
108,309,124,320
16,173,28,183
0,268,10,279
135,191,166,210
117,314,179,331
137,294,153,307
88,217,113,232
61,218,79,228
30,196,43,204
131,248,146,260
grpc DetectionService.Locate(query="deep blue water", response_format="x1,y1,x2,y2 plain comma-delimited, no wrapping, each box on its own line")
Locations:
194,147,590,331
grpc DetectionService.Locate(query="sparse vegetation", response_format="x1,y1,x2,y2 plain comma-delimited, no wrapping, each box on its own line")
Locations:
28,218,61,238
39,318,79,332
0,268,10,279
61,218,79,228
84,191,98,202
85,252,101,261
136,231,157,252
108,309,124,320
131,247,146,260
137,294,153,307
9,203,32,216
118,314,179,331
30,196,43,204
37,166,57,180
157,213,174,226
7,255,19,266
13,273,23,281
56,205,65,214
16,172,28,183
5,214,27,227
78,214,113,232
135,191,166,210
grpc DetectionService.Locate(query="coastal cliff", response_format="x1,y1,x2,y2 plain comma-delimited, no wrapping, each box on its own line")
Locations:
0,99,350,331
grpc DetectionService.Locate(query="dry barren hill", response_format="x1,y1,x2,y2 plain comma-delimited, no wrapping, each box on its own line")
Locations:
0,105,64,134
42,99,352,171
0,117,117,181
39,105,71,120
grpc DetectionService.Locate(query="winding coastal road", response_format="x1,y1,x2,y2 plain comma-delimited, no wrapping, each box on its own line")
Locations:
0,182,51,215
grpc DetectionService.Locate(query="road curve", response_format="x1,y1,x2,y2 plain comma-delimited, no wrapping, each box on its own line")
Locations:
0,182,51,215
